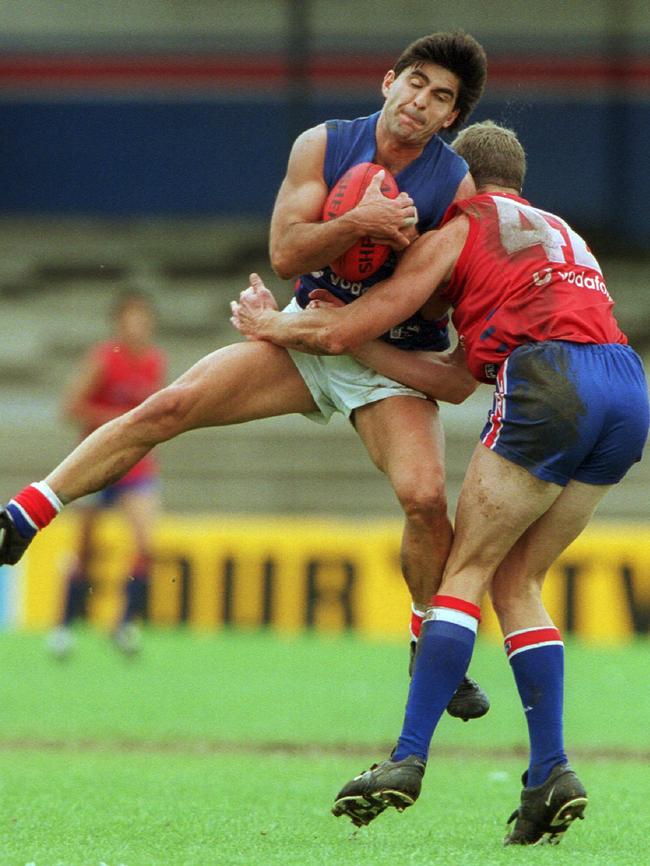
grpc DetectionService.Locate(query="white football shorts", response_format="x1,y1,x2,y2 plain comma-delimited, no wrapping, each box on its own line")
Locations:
283,297,428,424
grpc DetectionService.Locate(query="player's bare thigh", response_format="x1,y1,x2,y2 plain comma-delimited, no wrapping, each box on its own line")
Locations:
352,396,446,491
163,341,318,429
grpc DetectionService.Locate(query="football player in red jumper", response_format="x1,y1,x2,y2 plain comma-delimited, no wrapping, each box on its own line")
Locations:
46,291,165,657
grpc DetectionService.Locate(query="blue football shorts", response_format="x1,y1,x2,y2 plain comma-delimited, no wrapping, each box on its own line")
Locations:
480,341,649,486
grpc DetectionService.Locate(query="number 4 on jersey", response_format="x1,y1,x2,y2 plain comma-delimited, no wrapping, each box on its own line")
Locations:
494,196,602,274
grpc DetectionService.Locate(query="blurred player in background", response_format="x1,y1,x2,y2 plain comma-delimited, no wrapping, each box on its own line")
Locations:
0,31,488,714
231,121,649,845
47,291,166,657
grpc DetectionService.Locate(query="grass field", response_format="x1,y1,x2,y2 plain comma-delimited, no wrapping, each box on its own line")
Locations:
1,627,648,866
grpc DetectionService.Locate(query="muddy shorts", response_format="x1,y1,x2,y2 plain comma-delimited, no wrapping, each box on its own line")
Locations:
480,341,649,486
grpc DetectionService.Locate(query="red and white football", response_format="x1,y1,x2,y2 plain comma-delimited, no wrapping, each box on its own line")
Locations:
322,162,399,282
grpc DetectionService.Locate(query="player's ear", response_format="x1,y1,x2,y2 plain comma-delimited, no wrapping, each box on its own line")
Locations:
441,108,460,130
381,70,395,98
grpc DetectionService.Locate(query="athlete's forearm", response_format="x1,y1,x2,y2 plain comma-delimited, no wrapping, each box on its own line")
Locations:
234,232,458,352
351,342,477,404
244,308,343,355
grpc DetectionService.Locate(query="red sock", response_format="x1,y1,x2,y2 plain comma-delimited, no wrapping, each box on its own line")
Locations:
410,604,425,641
7,482,63,539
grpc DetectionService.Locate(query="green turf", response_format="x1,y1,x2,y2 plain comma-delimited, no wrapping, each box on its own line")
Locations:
1,750,647,866
0,628,648,865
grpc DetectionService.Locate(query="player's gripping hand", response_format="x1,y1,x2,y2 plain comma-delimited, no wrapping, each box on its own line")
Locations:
448,335,471,371
353,171,417,251
369,220,420,252
230,273,279,339
306,288,346,310
238,272,279,311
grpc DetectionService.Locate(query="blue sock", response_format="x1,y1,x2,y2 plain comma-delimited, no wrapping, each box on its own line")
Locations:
505,627,567,787
121,577,148,624
392,595,480,762
62,574,91,625
120,554,151,624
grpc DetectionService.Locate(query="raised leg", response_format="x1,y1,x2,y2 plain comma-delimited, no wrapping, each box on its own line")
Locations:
46,342,318,503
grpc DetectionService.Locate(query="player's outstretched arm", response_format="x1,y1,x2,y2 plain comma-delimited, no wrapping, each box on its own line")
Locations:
230,274,279,338
298,286,474,403
351,340,477,404
269,126,416,280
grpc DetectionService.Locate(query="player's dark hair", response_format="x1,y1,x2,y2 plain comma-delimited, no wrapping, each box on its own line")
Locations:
452,121,526,192
393,31,487,131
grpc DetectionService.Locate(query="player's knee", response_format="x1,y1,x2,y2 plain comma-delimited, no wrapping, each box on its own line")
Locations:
397,479,448,525
124,384,196,443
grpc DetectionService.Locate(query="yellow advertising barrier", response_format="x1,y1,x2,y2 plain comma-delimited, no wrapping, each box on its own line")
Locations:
21,514,650,642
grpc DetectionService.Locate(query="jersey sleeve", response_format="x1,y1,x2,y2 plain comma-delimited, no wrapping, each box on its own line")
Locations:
418,147,469,231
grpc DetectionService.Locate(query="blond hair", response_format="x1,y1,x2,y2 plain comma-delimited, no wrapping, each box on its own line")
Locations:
452,120,526,192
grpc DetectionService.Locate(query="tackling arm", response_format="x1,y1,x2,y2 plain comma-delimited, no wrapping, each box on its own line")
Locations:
234,216,469,355
351,341,477,404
